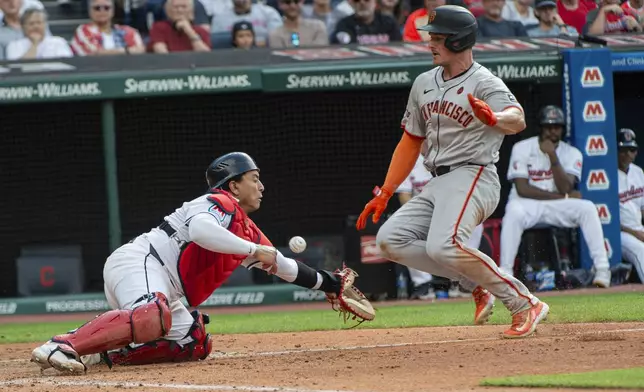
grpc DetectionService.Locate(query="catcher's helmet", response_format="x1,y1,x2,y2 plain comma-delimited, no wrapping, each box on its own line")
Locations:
417,5,477,53
538,105,565,126
206,152,260,189
618,128,638,148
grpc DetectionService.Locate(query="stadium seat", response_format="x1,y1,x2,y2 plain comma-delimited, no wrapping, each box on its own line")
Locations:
211,31,233,49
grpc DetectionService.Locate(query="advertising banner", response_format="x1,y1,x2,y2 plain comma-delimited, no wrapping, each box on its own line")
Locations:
562,48,621,269
611,51,644,72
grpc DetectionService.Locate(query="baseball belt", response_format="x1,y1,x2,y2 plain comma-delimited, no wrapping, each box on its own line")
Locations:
158,221,176,237
430,163,487,177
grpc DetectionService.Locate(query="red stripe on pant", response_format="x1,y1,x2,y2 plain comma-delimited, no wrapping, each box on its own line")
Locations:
451,166,533,303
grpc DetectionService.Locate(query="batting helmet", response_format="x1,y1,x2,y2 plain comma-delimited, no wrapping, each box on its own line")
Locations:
417,5,477,53
538,105,565,126
618,128,638,148
206,152,260,189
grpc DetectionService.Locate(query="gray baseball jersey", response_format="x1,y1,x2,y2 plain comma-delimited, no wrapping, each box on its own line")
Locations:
401,62,523,171
377,61,540,316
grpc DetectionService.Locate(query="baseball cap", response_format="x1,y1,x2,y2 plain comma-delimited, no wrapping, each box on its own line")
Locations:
535,0,557,7
232,21,254,35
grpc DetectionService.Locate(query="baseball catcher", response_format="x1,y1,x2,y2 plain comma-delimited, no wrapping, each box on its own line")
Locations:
31,152,375,374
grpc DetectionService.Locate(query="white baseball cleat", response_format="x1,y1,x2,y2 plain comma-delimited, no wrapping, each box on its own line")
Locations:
31,341,87,374
81,353,103,367
593,268,611,288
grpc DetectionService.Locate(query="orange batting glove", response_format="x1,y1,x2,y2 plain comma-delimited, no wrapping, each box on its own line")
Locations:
468,94,497,127
356,186,393,230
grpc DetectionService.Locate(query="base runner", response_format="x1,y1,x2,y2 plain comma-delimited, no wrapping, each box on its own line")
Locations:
356,5,549,338
396,140,485,299
617,128,644,282
31,152,375,374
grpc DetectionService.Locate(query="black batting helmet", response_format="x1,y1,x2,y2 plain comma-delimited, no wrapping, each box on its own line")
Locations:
538,105,565,126
417,5,477,53
618,128,638,149
206,152,260,189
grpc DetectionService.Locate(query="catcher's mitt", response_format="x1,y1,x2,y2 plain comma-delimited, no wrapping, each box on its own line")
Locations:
325,265,376,327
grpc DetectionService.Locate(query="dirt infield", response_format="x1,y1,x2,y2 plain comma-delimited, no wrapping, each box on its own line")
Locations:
0,285,643,392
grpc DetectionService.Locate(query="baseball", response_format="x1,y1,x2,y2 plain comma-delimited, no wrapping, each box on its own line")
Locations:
289,236,307,253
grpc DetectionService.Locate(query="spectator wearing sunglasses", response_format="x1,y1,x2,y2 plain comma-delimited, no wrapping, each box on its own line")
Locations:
71,0,144,55
269,0,328,47
332,0,402,44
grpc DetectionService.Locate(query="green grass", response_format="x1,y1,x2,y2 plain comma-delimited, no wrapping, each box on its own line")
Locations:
480,367,644,389
1,292,642,344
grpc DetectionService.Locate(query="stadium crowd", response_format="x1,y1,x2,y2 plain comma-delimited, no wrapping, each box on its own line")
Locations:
0,0,643,59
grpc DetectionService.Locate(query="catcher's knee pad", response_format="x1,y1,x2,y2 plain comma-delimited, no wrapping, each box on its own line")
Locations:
130,292,173,343
106,310,212,367
52,292,172,356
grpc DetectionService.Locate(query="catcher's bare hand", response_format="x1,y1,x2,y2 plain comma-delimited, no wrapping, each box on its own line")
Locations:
253,245,278,274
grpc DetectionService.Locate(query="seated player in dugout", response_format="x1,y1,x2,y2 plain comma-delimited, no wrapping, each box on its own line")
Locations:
395,140,485,300
617,128,644,283
31,152,375,374
499,105,611,288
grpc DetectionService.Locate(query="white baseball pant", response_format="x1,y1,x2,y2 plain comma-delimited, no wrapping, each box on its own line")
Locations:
103,235,196,344
620,232,644,282
500,198,609,274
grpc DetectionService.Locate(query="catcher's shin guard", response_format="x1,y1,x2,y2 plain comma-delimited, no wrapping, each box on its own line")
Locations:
51,292,173,357
106,310,212,366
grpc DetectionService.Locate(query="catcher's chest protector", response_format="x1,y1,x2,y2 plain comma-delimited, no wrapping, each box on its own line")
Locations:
178,192,264,307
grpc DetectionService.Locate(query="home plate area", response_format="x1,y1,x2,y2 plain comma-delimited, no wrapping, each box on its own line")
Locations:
0,323,643,392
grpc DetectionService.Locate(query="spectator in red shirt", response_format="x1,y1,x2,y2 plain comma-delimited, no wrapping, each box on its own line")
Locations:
148,0,211,53
402,0,445,42
622,0,644,20
584,0,641,34
557,0,595,34
71,0,145,56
